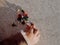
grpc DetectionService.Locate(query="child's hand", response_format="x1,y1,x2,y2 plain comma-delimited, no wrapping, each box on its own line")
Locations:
21,29,40,45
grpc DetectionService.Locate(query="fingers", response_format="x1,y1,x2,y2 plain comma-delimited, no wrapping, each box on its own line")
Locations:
21,29,40,45
31,29,34,34
32,32,40,45
34,29,40,36
34,30,40,40
28,27,40,38
33,28,37,34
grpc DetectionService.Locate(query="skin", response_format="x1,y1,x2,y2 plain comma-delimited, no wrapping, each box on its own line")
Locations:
0,29,40,45
0,10,40,45
22,23,40,45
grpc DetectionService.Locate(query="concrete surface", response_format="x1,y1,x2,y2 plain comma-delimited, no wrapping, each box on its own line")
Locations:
0,0,60,45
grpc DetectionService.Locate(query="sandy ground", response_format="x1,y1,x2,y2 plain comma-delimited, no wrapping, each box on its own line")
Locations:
0,0,60,45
